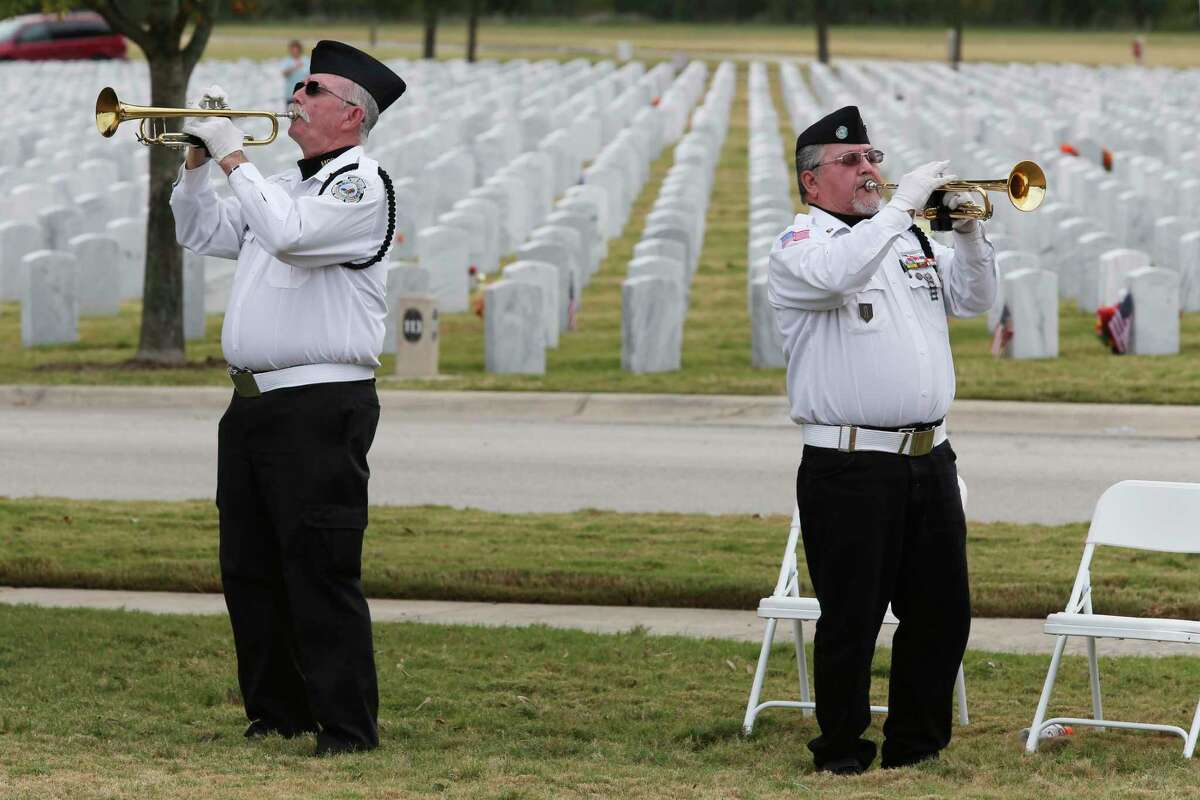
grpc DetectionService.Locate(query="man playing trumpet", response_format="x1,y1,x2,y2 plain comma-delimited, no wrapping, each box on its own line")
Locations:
767,106,996,774
170,41,406,757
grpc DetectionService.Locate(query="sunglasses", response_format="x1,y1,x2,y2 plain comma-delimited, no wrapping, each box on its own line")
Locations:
293,80,358,107
815,149,885,168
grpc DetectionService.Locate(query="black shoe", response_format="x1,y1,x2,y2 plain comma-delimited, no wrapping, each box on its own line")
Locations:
314,732,377,757
816,756,866,776
244,720,316,740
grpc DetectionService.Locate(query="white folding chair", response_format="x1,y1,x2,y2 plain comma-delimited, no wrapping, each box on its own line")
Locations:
1025,480,1200,758
742,477,970,735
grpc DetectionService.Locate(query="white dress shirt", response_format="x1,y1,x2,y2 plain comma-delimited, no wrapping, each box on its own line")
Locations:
768,204,996,428
171,146,390,384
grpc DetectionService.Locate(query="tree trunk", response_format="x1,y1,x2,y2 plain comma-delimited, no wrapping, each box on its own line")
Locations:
136,55,189,364
950,21,963,70
423,1,437,60
814,0,830,64
466,0,480,63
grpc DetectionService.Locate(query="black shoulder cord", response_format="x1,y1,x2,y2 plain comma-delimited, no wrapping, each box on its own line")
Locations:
320,163,397,270
909,224,936,263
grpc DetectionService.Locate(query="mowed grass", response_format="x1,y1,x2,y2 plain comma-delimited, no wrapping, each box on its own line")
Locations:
200,21,1200,68
2,604,1199,800
4,498,1200,620
4,62,1199,402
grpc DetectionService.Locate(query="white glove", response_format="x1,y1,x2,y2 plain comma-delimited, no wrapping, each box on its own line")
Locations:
888,160,956,214
182,116,244,162
944,191,979,233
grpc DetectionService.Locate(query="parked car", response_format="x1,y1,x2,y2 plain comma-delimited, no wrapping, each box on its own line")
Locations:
0,12,126,61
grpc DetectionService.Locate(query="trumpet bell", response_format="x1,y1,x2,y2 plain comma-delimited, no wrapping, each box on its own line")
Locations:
95,86,121,138
1008,160,1046,212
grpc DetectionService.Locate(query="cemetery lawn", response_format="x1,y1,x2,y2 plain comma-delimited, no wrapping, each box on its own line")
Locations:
4,499,1199,621
3,605,1200,800
3,63,1199,402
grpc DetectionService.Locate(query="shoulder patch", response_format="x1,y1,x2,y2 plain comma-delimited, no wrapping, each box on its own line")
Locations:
779,228,810,248
331,175,367,204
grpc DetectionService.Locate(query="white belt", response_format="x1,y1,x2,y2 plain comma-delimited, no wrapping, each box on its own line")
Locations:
803,422,947,457
230,363,375,396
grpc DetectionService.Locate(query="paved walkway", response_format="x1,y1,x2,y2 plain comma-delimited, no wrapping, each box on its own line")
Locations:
2,587,1190,657
6,386,1200,524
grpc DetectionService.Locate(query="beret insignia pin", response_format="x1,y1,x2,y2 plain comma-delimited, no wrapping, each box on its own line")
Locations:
835,125,848,140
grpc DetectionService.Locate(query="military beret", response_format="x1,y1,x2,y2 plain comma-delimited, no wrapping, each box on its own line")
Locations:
310,40,407,113
795,105,870,156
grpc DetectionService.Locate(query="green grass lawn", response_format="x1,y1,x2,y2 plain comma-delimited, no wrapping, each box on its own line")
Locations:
1,604,1198,799
5,60,1198,402
4,499,1199,620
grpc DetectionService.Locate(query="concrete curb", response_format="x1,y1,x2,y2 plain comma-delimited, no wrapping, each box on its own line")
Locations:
1,587,1191,657
4,384,1200,438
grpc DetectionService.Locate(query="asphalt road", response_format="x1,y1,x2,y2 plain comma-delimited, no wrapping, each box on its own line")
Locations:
3,387,1198,524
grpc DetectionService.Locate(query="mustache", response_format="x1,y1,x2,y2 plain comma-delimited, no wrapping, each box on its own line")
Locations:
288,102,310,123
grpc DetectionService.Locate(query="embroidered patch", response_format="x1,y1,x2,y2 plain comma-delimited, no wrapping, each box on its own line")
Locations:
778,229,810,248
331,175,367,203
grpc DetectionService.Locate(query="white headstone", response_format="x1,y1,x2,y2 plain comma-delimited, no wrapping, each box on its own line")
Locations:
106,217,146,300
1177,230,1200,312
621,275,682,373
1075,231,1118,311
76,192,116,235
38,205,85,251
503,261,559,349
0,220,43,302
627,254,686,307
749,275,785,368
1151,216,1186,271
484,280,545,374
418,225,470,313
1097,248,1150,308
183,250,206,341
21,250,78,346
68,233,121,316
515,240,578,328
1124,267,1180,355
1002,268,1059,359
988,251,1040,331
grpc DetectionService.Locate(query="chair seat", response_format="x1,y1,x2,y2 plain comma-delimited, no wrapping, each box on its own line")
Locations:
757,596,900,626
1045,612,1200,644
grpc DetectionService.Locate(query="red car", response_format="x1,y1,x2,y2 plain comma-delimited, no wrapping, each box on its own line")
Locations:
0,12,126,61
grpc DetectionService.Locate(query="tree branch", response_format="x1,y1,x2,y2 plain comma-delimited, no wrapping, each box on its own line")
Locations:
180,0,217,74
79,0,150,53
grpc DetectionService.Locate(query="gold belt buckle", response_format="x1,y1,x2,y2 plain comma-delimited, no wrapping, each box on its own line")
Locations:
228,367,261,398
898,427,936,456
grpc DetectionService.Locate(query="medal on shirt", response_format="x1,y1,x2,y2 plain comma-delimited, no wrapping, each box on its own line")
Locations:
899,251,940,302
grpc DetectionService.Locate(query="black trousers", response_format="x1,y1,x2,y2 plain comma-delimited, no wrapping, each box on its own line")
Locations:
796,441,970,770
216,379,381,749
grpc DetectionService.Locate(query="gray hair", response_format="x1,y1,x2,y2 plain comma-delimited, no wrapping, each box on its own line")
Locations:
345,80,380,142
795,143,824,203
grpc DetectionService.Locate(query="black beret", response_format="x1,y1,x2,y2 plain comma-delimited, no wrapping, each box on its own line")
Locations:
310,40,407,113
795,105,869,156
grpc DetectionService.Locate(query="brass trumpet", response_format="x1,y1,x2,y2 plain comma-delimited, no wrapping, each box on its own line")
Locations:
95,87,294,149
865,160,1046,228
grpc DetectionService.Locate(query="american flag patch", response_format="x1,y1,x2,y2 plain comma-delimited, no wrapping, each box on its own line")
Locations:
779,229,810,248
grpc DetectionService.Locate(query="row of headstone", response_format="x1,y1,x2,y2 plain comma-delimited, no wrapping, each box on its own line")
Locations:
481,62,715,375
747,63,792,370
622,62,735,374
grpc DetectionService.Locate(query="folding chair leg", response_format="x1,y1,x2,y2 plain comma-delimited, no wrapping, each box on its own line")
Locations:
792,619,812,717
1085,636,1105,731
743,617,778,735
1185,698,1200,758
1027,634,1069,753
954,663,969,726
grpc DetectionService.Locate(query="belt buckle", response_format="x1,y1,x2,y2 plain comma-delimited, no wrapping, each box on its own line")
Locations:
228,367,261,398
898,427,935,456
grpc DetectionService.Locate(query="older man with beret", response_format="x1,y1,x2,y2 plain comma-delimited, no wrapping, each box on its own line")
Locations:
768,106,996,774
